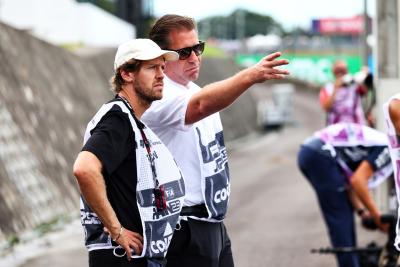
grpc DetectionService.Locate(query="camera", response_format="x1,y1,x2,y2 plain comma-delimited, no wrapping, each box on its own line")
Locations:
341,71,373,89
342,74,355,86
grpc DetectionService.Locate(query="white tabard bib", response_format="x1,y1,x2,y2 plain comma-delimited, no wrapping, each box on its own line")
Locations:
80,99,185,258
383,94,400,250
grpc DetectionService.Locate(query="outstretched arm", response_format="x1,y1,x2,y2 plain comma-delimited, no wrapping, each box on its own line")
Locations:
73,151,143,260
185,52,289,124
319,78,343,111
319,87,334,111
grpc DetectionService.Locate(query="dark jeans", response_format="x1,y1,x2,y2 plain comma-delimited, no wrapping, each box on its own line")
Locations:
89,249,164,267
298,144,360,267
166,218,234,267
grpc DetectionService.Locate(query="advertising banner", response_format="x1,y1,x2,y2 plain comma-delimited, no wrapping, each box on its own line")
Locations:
236,54,365,85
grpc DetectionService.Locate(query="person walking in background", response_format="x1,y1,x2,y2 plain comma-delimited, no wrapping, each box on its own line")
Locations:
383,93,400,250
297,122,393,267
141,14,289,267
319,60,369,126
73,39,185,267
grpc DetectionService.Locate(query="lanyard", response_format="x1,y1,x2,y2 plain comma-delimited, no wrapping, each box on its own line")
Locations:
117,96,160,188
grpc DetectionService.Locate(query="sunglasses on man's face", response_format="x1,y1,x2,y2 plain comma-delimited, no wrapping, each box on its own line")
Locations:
171,41,205,60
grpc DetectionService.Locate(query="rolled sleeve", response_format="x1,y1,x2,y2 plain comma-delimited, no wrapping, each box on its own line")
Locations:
366,146,391,171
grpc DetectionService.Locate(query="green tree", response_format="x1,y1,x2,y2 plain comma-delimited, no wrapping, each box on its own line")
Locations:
96,0,116,13
198,9,285,40
77,0,116,13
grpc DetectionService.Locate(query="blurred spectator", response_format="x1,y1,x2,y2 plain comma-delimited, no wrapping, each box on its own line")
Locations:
319,61,371,126
298,123,393,267
383,93,400,250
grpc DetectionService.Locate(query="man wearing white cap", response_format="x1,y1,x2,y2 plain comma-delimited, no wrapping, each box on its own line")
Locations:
73,39,185,267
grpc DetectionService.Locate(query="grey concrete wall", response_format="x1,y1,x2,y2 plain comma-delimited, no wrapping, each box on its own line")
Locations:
0,22,113,242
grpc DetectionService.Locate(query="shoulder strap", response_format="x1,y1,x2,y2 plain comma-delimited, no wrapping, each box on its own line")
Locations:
114,96,160,188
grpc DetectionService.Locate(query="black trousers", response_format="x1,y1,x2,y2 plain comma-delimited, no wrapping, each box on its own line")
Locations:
89,249,164,267
298,145,359,267
166,218,234,267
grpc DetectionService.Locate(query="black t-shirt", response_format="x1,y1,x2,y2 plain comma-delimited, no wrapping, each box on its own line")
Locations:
82,104,143,235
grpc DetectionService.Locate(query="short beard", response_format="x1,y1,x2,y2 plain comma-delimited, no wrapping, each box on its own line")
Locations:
133,80,161,107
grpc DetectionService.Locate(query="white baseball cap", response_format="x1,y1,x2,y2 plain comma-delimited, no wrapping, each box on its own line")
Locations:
114,39,179,71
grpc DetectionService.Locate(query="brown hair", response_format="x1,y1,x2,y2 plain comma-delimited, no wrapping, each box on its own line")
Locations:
149,14,196,49
110,59,142,93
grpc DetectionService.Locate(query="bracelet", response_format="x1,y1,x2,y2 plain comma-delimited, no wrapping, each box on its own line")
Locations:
112,226,124,242
356,208,366,216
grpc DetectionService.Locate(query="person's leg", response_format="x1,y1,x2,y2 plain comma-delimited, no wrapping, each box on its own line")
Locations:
89,249,113,267
219,222,234,267
166,219,224,267
89,249,147,267
165,220,191,267
317,188,359,267
298,146,359,267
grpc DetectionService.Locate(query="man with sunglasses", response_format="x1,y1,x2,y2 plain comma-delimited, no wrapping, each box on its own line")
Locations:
141,14,289,267
319,60,369,126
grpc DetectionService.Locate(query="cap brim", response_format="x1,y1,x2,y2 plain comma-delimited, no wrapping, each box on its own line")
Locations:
135,50,179,62
161,50,179,61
